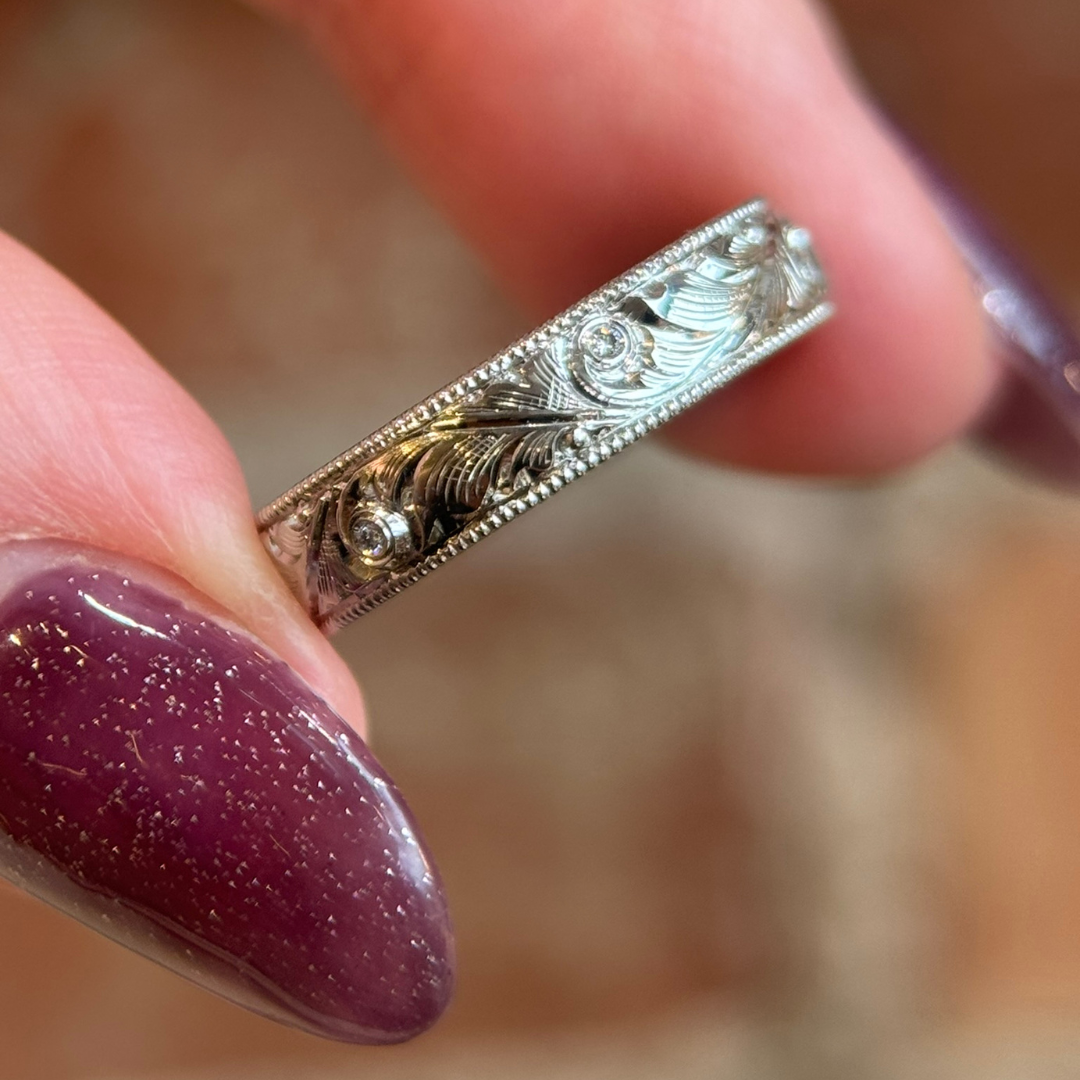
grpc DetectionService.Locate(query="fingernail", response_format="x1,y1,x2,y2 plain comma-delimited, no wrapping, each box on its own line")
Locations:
0,541,452,1043
893,129,1080,486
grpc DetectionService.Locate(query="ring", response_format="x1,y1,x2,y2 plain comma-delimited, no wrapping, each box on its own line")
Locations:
258,199,833,633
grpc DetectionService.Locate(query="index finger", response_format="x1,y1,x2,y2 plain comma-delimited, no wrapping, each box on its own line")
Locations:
260,0,996,474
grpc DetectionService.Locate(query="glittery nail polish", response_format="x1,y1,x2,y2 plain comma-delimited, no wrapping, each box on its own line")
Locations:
896,133,1080,485
0,542,453,1043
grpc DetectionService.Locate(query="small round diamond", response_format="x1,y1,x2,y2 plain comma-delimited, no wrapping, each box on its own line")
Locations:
347,505,414,569
579,319,630,366
739,222,768,246
351,518,391,561
785,225,812,252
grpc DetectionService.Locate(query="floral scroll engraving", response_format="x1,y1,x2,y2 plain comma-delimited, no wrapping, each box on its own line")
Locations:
259,202,831,630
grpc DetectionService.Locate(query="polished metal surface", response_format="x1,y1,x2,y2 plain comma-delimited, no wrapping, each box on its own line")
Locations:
258,199,833,631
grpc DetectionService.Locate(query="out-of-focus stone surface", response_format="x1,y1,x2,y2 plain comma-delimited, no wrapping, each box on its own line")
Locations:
0,1,1078,1078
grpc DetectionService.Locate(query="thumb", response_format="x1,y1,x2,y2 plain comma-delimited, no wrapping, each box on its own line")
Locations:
0,232,452,1043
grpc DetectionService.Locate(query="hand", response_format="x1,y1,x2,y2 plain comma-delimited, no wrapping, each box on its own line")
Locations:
0,0,1041,1047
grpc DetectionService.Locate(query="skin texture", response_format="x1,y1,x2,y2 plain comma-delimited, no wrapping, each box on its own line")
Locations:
263,0,998,473
0,233,366,734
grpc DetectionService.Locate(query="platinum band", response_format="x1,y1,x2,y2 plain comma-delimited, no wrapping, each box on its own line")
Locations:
258,199,833,633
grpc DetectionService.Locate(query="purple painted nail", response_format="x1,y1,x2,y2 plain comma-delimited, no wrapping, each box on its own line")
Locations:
0,542,452,1043
897,135,1080,485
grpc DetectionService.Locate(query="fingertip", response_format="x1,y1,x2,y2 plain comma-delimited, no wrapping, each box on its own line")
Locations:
663,120,1001,476
668,298,997,477
0,229,368,737
257,0,1000,476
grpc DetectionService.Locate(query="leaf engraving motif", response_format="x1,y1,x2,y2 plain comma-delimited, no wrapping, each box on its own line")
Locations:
263,206,829,626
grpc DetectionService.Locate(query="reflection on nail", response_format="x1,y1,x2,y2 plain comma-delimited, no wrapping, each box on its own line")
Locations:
896,131,1080,486
0,543,453,1043
1063,361,1080,395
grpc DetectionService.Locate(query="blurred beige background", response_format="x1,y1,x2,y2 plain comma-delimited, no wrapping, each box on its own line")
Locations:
0,1,1079,1078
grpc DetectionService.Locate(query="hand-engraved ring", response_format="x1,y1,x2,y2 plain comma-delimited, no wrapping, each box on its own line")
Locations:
258,199,833,633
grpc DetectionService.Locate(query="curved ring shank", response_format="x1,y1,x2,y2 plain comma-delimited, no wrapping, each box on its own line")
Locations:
258,199,833,633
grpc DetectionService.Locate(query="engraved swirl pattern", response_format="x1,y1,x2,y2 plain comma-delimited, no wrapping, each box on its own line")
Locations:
259,202,832,630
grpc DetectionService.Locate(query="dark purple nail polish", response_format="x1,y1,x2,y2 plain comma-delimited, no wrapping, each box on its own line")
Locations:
896,132,1080,486
0,542,452,1043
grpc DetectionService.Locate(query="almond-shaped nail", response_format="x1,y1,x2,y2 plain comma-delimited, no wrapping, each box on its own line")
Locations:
896,133,1080,486
0,542,452,1043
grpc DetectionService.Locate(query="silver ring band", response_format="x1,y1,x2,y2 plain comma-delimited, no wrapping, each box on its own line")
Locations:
258,199,833,633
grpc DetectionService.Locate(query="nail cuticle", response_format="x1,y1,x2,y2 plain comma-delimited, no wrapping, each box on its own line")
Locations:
0,540,452,1043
